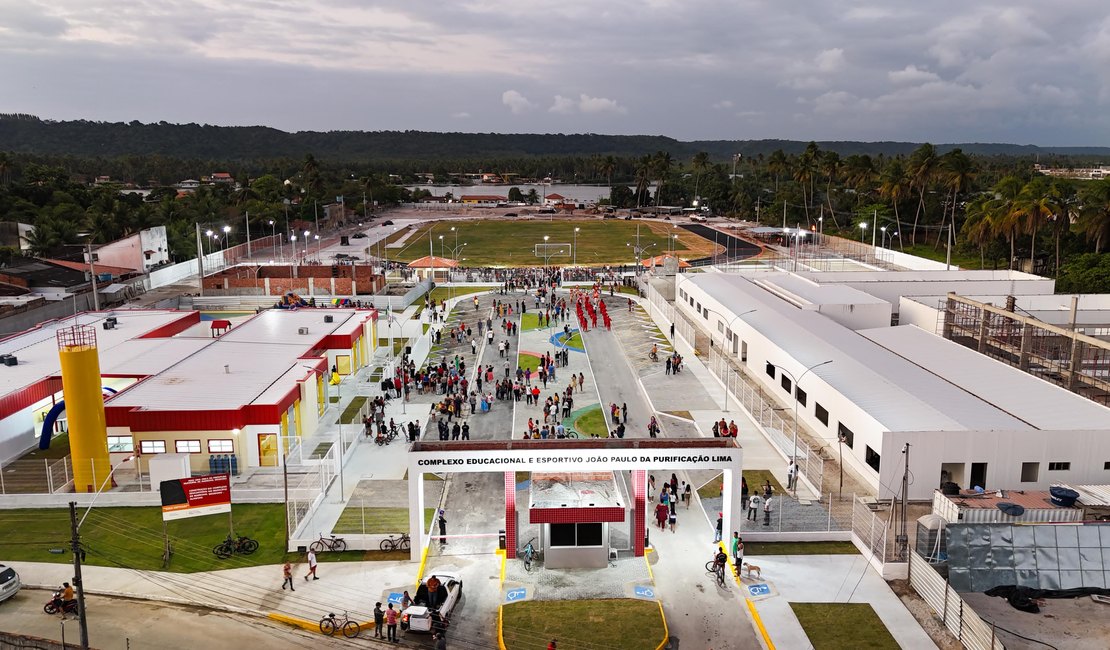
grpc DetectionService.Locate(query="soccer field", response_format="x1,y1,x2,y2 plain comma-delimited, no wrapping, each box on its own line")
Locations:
385,218,720,266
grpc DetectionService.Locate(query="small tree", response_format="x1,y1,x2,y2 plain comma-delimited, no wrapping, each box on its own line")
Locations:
508,187,524,203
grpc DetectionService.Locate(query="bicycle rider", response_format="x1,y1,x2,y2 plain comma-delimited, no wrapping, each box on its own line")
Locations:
650,343,658,361
712,548,729,579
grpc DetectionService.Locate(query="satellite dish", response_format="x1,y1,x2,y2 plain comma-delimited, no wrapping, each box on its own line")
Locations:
997,502,1025,517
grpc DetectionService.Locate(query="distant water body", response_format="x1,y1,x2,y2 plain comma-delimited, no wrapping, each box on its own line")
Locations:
406,183,655,203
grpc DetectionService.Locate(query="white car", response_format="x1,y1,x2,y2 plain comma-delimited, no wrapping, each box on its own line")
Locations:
401,570,463,633
0,564,21,603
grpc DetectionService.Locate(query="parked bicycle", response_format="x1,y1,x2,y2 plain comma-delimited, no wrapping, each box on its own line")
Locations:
379,532,411,552
310,533,348,553
523,538,539,571
212,534,259,559
319,611,360,638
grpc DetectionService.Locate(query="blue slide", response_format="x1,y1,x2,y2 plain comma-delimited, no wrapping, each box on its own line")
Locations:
38,387,117,450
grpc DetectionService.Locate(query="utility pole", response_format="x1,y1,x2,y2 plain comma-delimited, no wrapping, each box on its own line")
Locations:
897,443,911,560
245,210,251,259
195,223,205,297
69,501,90,649
946,224,953,270
86,240,99,311
871,210,877,248
782,200,787,229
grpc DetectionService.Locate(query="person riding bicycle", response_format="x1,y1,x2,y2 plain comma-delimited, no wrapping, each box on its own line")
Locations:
650,343,659,361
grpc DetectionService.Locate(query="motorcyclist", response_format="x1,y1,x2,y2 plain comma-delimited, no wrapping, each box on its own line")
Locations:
59,582,77,617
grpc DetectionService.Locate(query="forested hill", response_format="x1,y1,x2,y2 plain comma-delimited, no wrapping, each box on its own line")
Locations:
2,114,1109,161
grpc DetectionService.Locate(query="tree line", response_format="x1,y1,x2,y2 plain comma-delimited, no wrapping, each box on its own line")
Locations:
2,142,1110,290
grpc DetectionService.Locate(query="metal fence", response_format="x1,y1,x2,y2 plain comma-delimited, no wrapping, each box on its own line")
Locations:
909,553,1005,649
706,348,825,496
852,496,891,565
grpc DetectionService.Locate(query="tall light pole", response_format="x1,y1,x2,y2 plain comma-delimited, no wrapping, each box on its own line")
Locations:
221,226,231,260
204,229,213,256
773,359,834,495
701,307,755,411
303,230,310,259
314,234,321,260
859,221,867,244
269,220,279,261
573,227,580,269
543,235,551,271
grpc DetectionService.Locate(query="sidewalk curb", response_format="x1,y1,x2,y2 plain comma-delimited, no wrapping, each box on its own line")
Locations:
26,583,263,620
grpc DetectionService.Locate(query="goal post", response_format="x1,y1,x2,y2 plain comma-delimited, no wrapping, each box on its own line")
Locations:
533,243,572,258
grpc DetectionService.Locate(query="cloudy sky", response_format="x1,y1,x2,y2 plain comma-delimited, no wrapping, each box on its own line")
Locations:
3,0,1110,145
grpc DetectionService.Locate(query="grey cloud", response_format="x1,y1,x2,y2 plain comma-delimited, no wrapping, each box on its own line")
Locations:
0,0,1108,144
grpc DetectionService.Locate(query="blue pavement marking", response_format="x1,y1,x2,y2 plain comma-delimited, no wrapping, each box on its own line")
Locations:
549,328,585,353
387,592,404,606
747,583,771,597
633,585,655,599
505,587,527,603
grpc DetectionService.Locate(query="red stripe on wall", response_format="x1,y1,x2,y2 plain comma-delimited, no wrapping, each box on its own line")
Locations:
0,378,63,420
137,311,201,339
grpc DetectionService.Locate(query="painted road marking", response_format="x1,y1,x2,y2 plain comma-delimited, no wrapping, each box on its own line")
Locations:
748,583,771,597
633,585,655,599
387,592,404,606
505,587,527,603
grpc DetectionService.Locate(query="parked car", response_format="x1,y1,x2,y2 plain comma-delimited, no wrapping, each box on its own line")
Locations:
503,212,517,217
538,208,556,214
381,220,394,226
352,233,368,239
401,571,463,633
0,564,21,603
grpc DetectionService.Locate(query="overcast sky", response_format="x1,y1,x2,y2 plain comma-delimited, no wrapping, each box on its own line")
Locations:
2,0,1110,145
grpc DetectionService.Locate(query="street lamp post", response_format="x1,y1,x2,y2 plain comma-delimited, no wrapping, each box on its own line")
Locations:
772,359,834,495
859,221,867,243
573,227,580,270
269,220,278,261
543,235,551,271
303,230,310,260
204,229,213,256
838,433,848,501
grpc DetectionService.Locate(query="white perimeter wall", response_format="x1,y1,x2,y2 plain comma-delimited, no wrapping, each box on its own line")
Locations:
0,404,38,466
897,297,944,333
824,277,1055,316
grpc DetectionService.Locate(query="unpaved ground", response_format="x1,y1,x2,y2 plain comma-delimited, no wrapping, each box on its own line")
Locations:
888,579,962,650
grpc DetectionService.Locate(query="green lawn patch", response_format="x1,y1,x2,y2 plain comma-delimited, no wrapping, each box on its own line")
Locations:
517,352,543,372
377,338,407,356
899,243,984,270
789,603,899,650
17,432,72,461
565,332,583,348
697,469,785,500
573,405,608,437
617,285,640,296
387,220,716,266
0,504,309,572
515,471,531,483
501,599,663,650
310,442,334,458
745,541,859,556
520,313,541,331
338,395,368,424
333,506,434,535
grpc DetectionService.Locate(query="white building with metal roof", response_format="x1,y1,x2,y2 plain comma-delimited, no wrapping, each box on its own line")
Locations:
676,273,1110,499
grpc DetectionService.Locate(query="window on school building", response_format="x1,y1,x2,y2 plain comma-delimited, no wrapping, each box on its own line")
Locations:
815,403,829,426
209,439,234,453
838,423,854,448
1020,462,1040,482
780,374,792,393
140,440,166,454
549,522,604,547
1048,462,1071,471
765,362,776,379
175,440,201,454
865,446,881,472
795,387,807,407
107,435,133,452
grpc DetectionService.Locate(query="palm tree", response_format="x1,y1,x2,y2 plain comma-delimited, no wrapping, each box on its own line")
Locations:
820,151,842,227
990,176,1025,269
935,149,976,248
690,152,710,203
792,148,819,223
961,196,996,268
652,151,673,208
634,155,653,208
22,223,57,257
878,159,911,250
1011,178,1059,272
767,150,789,197
597,155,618,192
1077,178,1110,253
907,143,939,246
842,155,876,201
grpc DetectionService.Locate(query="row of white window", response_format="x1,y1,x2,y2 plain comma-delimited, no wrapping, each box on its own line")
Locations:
107,436,234,454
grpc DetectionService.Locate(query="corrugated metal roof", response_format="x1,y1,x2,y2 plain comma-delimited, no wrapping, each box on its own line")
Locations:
687,274,1030,432
0,310,195,396
219,309,360,345
861,325,1110,430
757,275,888,306
108,342,314,411
1070,484,1110,506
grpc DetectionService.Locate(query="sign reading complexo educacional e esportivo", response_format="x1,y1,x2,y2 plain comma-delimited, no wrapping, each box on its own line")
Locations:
413,448,741,472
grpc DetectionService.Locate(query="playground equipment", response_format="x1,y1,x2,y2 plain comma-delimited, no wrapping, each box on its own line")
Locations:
37,387,117,450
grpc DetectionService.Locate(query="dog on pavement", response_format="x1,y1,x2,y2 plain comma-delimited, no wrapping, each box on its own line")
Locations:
742,562,762,579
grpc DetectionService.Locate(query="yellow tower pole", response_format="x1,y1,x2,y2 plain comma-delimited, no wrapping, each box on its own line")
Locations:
56,325,110,493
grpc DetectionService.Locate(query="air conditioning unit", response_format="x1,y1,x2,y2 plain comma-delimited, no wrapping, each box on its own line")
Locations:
298,327,309,335
324,315,334,323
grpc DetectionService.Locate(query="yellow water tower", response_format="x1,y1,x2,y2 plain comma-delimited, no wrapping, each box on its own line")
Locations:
57,324,110,493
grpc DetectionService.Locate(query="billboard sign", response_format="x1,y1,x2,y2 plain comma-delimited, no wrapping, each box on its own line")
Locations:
160,474,231,521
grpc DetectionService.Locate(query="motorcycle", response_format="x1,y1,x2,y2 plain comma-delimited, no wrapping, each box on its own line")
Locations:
44,591,79,616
